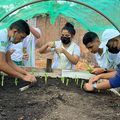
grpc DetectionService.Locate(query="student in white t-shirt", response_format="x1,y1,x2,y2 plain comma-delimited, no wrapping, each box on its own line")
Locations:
23,27,42,67
37,22,80,69
83,29,120,92
82,30,120,74
0,19,36,83
10,26,41,66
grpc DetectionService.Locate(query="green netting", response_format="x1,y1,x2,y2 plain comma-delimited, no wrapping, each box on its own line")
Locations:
0,0,120,34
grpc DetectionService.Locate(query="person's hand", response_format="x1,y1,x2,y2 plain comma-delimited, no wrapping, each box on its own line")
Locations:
91,68,105,74
23,53,29,61
55,47,64,54
89,75,101,84
83,83,94,92
27,73,37,82
23,74,37,83
47,42,55,48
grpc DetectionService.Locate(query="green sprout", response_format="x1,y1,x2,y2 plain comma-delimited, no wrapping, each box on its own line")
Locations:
75,78,79,85
61,77,65,84
1,74,4,86
66,78,69,86
80,80,84,89
15,78,18,86
87,64,94,73
31,68,36,74
76,78,79,85
44,73,48,84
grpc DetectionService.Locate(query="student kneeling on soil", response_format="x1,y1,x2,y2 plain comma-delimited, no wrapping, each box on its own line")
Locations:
82,30,120,74
0,19,36,83
37,22,80,69
83,30,120,91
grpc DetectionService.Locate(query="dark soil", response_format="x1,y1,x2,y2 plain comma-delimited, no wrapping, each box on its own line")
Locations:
0,76,120,120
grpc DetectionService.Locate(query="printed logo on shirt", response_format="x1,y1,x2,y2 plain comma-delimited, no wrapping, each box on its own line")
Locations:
0,41,7,47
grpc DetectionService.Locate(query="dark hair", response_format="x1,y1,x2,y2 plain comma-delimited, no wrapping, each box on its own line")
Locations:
62,22,76,36
9,19,30,35
83,32,98,45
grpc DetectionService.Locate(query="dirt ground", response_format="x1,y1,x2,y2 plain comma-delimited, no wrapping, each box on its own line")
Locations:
0,76,120,120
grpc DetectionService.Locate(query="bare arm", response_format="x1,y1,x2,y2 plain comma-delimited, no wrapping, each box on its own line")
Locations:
91,68,115,74
37,42,54,54
96,80,111,89
0,52,24,79
97,71,117,79
6,51,28,75
89,71,117,84
55,47,79,65
62,48,79,64
84,80,111,91
29,26,41,39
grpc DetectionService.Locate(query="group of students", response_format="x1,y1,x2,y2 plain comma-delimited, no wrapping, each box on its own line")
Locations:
83,29,120,91
0,19,120,92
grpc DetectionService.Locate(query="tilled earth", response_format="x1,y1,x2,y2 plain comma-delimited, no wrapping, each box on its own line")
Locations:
0,76,120,120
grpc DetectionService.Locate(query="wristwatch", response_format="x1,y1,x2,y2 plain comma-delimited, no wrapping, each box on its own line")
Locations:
92,83,97,90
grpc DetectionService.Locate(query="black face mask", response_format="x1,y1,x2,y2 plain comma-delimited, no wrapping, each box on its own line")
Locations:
61,36,71,44
108,47,120,54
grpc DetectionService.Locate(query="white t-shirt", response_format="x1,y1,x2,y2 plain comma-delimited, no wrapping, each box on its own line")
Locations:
0,29,11,53
52,40,80,69
10,28,41,66
95,42,120,69
23,28,41,67
10,42,23,62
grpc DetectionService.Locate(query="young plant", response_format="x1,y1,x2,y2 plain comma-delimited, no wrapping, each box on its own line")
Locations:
1,74,4,86
66,78,69,86
80,80,84,89
76,78,79,85
44,73,48,84
61,77,65,84
15,78,18,86
87,64,94,73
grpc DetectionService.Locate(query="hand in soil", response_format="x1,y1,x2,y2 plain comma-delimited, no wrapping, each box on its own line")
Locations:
23,74,37,83
89,75,100,84
83,83,94,92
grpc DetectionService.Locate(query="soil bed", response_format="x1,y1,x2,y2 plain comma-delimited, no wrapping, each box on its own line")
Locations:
0,76,120,120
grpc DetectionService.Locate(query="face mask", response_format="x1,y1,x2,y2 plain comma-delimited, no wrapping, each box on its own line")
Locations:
10,32,16,43
108,47,120,54
10,36,15,42
61,36,71,44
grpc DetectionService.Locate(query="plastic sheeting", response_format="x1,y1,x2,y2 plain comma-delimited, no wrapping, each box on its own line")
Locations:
0,0,120,33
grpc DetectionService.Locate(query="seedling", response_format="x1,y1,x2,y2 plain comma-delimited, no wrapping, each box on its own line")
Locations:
44,73,48,84
1,74,4,86
66,78,69,86
80,80,84,89
87,64,94,73
61,77,65,84
76,78,79,85
15,78,18,86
